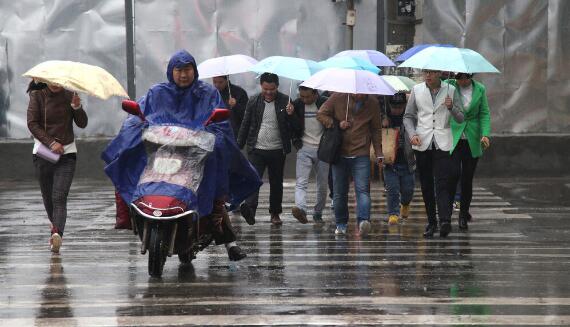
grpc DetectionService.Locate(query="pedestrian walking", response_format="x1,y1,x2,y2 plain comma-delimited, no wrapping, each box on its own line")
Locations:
317,93,382,237
212,75,248,139
447,73,491,230
26,80,88,253
237,73,296,226
403,69,464,238
382,92,416,225
288,86,329,224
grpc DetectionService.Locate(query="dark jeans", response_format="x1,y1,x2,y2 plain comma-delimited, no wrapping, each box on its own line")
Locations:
245,149,286,215
451,140,479,216
34,154,77,236
414,149,458,225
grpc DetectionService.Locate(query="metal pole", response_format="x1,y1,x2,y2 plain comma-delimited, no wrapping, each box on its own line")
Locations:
125,0,136,99
346,0,355,50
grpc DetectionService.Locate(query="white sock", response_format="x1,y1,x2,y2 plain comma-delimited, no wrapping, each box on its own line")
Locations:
225,242,237,250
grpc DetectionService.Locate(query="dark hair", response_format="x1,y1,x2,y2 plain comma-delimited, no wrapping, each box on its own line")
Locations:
298,85,317,94
389,92,407,105
455,73,474,80
27,80,47,93
260,72,279,86
214,75,228,80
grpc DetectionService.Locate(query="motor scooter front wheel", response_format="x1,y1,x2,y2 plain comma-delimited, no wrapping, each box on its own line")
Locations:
148,224,168,277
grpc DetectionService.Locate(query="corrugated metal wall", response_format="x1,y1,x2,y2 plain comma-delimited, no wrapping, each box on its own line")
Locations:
418,0,570,133
0,0,568,137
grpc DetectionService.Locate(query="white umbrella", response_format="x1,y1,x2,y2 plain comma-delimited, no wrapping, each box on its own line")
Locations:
197,54,258,79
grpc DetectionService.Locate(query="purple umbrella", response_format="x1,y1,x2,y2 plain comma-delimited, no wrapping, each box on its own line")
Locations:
395,43,454,63
333,50,395,67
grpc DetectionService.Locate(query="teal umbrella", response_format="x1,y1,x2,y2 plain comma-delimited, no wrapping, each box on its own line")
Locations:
248,56,323,81
319,56,380,74
398,47,500,73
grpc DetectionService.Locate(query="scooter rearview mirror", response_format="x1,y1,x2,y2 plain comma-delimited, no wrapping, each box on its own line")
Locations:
204,108,230,126
122,100,145,121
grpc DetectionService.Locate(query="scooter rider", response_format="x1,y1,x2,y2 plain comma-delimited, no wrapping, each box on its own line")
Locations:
103,50,261,261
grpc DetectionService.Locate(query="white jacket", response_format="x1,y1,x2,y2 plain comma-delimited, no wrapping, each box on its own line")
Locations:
403,82,464,152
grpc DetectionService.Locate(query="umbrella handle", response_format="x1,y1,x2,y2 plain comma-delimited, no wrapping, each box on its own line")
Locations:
227,75,232,99
345,94,349,121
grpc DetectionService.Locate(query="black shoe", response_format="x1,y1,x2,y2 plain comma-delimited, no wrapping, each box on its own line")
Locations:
423,223,437,238
440,222,451,237
461,212,472,222
228,246,247,261
458,214,468,231
240,203,256,225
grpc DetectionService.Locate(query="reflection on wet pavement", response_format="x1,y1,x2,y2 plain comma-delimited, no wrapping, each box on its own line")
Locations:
1,178,570,326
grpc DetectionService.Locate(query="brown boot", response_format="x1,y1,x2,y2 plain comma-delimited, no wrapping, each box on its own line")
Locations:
291,206,308,224
270,214,282,226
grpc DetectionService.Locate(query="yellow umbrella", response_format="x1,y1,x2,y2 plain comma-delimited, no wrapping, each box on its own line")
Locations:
23,60,128,100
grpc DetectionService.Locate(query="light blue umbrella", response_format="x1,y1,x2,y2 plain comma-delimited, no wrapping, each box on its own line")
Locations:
319,56,380,74
248,56,323,81
398,47,500,73
333,49,395,66
394,43,454,63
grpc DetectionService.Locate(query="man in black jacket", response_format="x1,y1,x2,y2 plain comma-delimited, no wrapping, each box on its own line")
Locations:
212,76,248,139
237,73,295,226
288,86,329,224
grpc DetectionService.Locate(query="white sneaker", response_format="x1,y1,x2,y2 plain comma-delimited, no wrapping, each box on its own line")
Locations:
334,226,347,235
50,233,62,254
359,220,371,237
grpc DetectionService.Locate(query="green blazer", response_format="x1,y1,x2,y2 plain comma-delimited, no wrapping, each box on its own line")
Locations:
447,79,491,157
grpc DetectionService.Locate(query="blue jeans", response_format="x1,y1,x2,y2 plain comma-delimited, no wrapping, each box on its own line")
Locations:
383,163,415,216
295,145,329,214
332,156,371,226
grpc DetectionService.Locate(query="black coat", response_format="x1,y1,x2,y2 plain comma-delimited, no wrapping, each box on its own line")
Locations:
219,82,248,139
289,95,328,149
237,91,294,154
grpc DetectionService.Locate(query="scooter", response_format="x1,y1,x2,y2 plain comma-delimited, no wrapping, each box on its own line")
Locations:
121,100,230,277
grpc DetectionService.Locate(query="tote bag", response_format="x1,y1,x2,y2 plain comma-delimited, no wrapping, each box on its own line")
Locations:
381,127,399,165
317,119,343,164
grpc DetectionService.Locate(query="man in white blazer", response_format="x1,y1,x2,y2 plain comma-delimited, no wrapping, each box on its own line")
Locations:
403,70,464,238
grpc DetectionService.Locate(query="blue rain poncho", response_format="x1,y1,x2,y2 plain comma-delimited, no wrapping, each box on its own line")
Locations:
102,50,261,217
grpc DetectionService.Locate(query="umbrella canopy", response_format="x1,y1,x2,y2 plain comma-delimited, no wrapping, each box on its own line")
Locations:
23,60,128,100
249,56,323,81
398,47,500,73
319,56,380,74
394,43,454,63
333,49,395,67
381,75,418,92
300,68,396,95
197,54,258,79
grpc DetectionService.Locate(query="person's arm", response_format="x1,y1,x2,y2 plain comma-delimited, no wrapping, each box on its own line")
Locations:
288,99,303,137
27,91,55,146
71,93,88,128
236,96,254,149
233,88,248,127
449,88,464,123
479,85,491,137
370,101,383,160
403,90,418,139
316,96,335,128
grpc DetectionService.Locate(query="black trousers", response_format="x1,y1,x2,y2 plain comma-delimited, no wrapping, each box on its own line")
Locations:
414,148,458,225
33,154,77,236
451,140,479,216
245,148,286,215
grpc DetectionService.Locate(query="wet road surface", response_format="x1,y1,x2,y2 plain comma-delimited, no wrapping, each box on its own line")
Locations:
1,177,570,326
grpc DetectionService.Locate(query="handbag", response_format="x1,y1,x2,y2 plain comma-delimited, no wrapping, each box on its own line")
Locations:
381,127,400,165
317,119,343,164
36,143,61,163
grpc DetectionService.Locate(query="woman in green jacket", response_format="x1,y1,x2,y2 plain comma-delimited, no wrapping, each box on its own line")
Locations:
448,73,491,231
